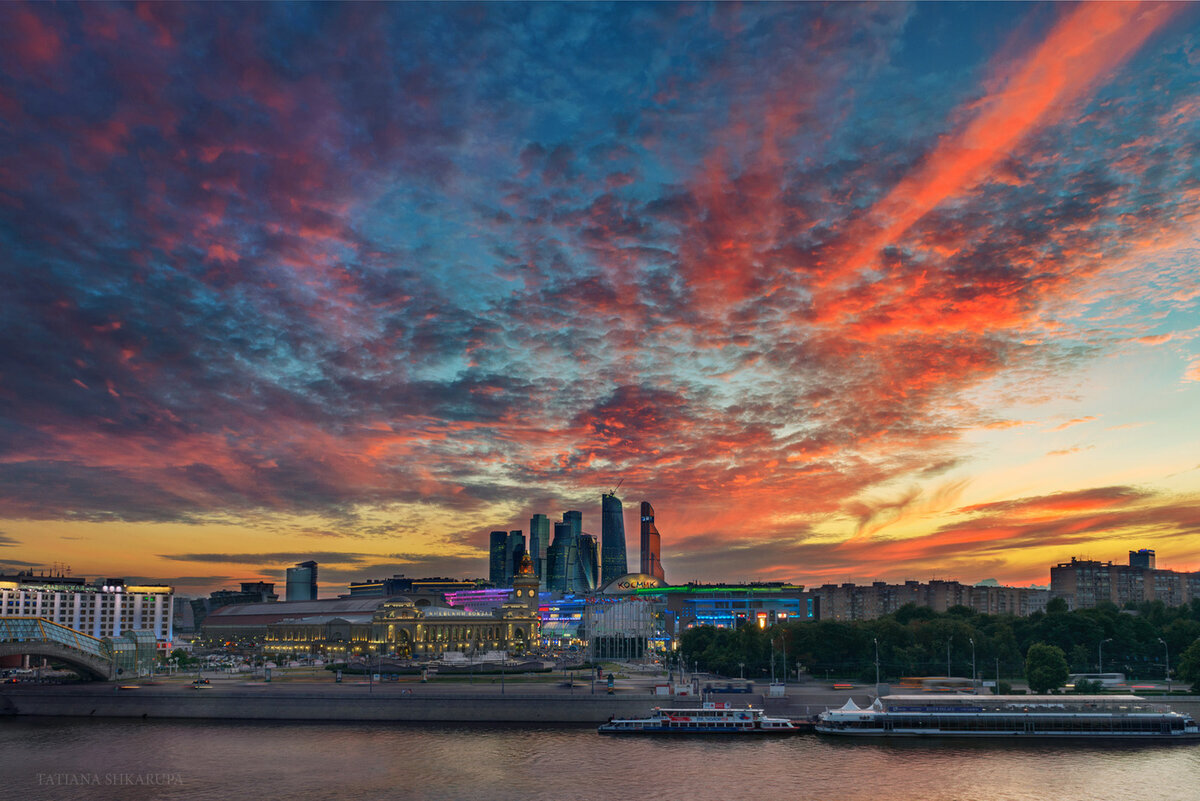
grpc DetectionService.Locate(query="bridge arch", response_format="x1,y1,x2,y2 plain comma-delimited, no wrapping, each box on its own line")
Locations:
0,642,114,680
0,618,116,681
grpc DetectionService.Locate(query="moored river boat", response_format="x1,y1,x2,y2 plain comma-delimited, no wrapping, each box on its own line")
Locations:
816,694,1200,740
599,701,807,735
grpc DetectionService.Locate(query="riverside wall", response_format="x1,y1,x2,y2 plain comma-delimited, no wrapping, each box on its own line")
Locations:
4,685,1196,724
0,686,705,724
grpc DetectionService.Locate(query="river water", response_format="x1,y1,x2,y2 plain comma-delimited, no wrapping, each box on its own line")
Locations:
3,718,1198,801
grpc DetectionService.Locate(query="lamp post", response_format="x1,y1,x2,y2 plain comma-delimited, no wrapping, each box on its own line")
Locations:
782,635,788,686
873,637,880,698
1158,638,1171,693
946,637,952,678
969,637,976,693
1099,638,1112,674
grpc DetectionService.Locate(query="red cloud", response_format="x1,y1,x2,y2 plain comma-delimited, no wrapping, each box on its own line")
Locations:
829,1,1181,287
4,6,62,66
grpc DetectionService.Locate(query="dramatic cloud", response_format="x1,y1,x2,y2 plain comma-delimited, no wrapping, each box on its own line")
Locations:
157,552,378,566
2,2,1199,590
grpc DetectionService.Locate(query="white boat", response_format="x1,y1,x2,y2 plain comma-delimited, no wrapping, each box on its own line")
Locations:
816,694,1200,739
599,701,806,735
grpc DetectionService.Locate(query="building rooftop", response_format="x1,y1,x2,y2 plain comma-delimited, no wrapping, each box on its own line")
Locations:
206,598,390,619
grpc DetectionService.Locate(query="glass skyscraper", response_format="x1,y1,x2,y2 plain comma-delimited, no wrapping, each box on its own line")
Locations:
506,530,526,586
529,513,550,587
563,510,582,539
563,511,586,591
600,492,628,586
640,502,664,580
285,560,319,601
547,521,574,592
580,533,599,591
489,530,509,586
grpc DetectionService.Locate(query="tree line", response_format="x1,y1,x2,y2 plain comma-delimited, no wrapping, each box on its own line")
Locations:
678,598,1200,689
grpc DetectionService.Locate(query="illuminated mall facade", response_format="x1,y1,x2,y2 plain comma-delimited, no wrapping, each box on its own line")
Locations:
203,558,542,659
537,573,817,660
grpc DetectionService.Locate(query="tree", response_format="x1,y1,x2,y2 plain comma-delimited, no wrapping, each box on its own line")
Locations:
1176,639,1200,690
894,603,936,625
1025,643,1069,694
1046,597,1069,615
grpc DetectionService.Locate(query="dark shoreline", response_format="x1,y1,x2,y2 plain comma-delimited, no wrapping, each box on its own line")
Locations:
6,683,1195,725
0,684,711,724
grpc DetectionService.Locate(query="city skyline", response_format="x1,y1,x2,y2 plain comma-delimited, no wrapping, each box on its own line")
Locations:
2,3,1199,595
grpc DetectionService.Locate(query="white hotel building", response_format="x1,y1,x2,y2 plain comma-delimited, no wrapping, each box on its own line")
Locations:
0,575,174,645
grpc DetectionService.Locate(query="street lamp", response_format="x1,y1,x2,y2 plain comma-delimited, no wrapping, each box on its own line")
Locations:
1158,638,1171,692
966,637,974,687
782,635,788,686
1099,638,1112,674
873,637,880,698
946,637,952,678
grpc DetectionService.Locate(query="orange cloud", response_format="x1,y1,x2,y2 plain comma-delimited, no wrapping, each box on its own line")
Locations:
829,1,1181,286
1046,416,1098,432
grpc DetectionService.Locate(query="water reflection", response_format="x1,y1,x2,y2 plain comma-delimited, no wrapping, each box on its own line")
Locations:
1,719,1198,801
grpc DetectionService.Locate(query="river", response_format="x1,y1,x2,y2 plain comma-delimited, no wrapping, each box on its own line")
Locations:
3,718,1198,800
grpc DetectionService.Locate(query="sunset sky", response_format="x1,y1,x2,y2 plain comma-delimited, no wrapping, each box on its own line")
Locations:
2,2,1199,597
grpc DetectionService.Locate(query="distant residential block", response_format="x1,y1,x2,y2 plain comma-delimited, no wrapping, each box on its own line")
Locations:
811,579,1049,621
1050,553,1200,609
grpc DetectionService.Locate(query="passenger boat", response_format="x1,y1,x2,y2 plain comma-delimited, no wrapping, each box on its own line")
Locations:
599,701,806,735
816,694,1200,739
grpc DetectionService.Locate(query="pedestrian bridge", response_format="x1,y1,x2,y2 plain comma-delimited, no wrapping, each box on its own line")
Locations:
0,618,115,681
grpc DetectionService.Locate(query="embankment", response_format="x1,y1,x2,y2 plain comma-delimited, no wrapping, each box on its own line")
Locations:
0,685,701,724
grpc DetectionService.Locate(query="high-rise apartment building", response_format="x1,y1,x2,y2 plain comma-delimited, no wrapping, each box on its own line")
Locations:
640,501,664,580
1051,551,1197,609
811,580,1049,621
600,492,628,586
529,513,550,586
285,561,318,602
1129,549,1156,569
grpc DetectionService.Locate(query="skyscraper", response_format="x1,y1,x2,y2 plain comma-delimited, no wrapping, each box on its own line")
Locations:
562,511,586,591
285,560,319,601
507,530,526,585
529,513,550,586
640,502,664,580
547,521,574,592
600,492,628,586
489,530,509,586
580,533,599,591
